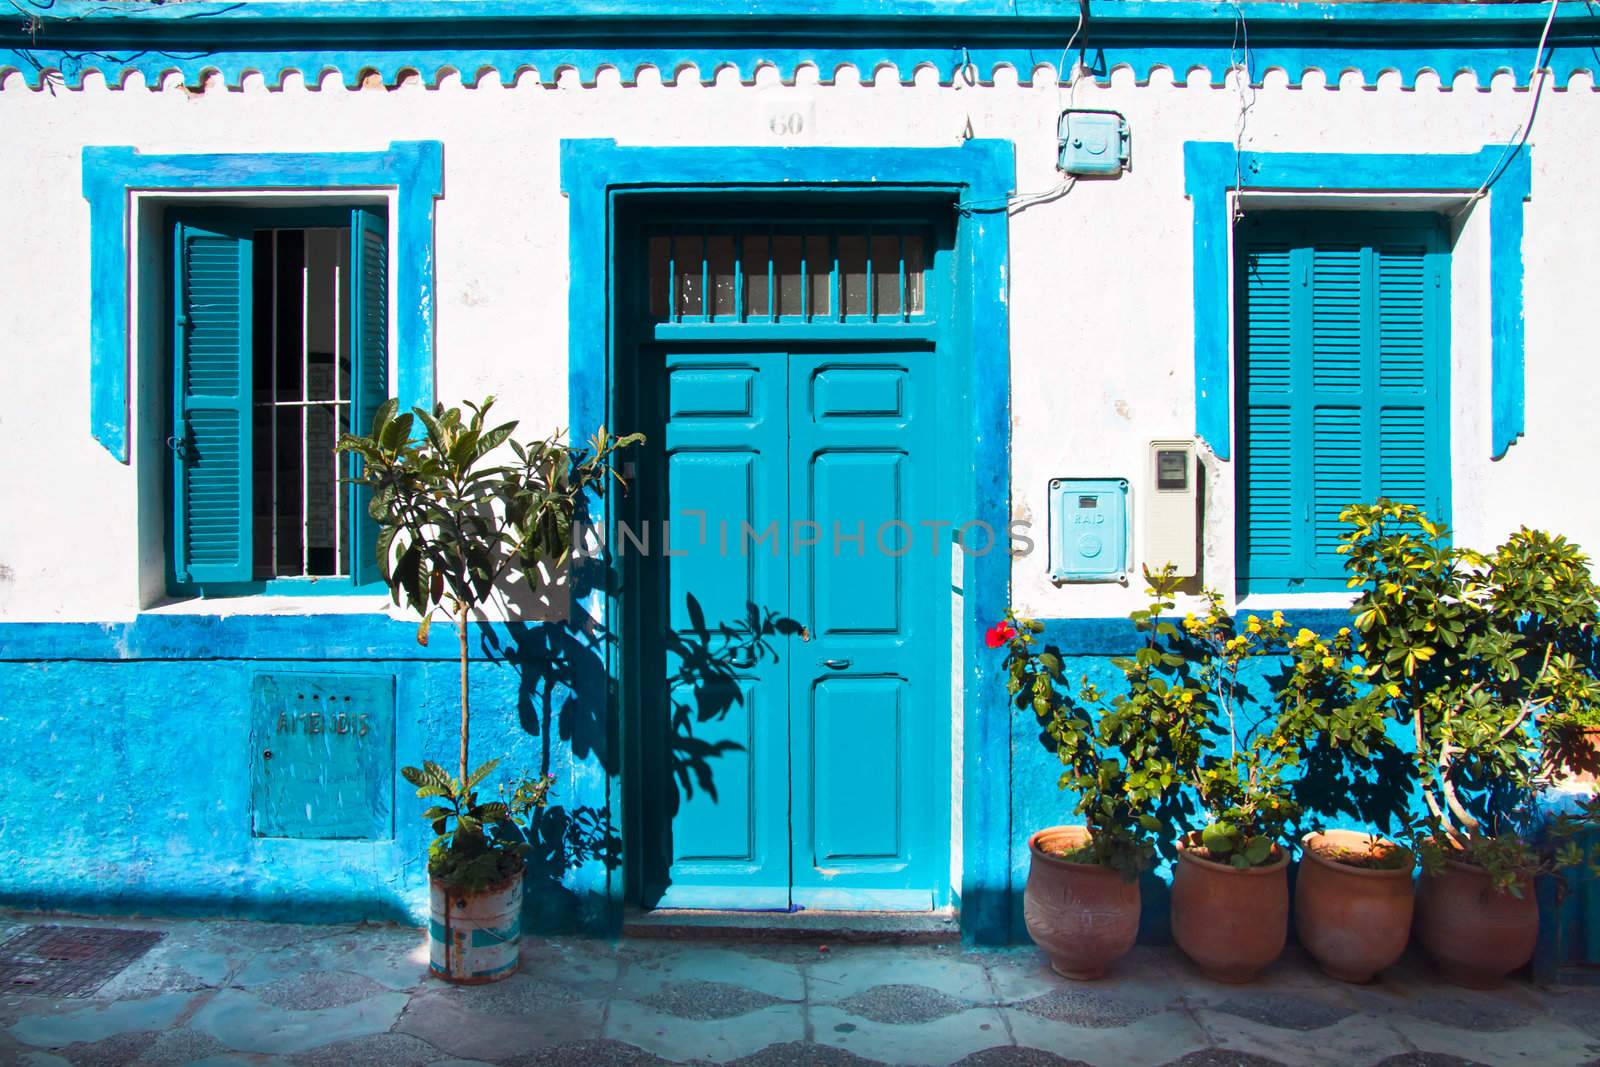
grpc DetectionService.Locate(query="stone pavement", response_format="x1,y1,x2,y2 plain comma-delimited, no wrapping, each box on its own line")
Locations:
1,912,1597,1067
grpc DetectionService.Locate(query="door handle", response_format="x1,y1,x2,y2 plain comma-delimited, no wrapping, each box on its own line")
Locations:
823,659,852,670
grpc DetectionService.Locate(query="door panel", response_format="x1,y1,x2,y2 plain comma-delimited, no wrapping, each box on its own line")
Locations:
788,351,940,911
639,346,944,913
646,350,790,910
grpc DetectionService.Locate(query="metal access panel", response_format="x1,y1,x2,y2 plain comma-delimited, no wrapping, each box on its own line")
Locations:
1048,478,1131,583
1145,440,1199,578
250,672,395,840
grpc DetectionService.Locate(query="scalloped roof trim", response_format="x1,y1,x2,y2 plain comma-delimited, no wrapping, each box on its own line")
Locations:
5,55,1598,92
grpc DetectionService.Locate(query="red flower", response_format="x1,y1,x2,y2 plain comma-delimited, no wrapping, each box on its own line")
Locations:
985,621,1017,648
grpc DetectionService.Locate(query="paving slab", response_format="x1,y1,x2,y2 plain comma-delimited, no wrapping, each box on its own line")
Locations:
998,1003,1212,1067
605,998,807,1063
1,909,1596,1067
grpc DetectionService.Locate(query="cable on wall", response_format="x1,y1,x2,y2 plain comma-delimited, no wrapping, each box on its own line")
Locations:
956,0,1088,216
1451,0,1562,217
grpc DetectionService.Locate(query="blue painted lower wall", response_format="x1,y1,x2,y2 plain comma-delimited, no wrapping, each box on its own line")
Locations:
0,614,602,933
0,607,1512,946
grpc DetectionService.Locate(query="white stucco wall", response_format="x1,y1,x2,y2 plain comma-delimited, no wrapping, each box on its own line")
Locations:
1,64,1597,622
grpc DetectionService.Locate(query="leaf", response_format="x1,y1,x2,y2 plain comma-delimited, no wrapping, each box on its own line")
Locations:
400,766,427,787
466,758,501,791
417,614,432,647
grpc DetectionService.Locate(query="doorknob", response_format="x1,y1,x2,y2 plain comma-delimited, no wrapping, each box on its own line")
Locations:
823,659,852,670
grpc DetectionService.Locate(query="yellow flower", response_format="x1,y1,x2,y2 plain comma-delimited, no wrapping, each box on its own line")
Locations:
1295,628,1316,646
1322,656,1337,669
1180,691,1195,704
1338,627,1351,637
1246,616,1261,633
1271,611,1286,627
1386,683,1401,698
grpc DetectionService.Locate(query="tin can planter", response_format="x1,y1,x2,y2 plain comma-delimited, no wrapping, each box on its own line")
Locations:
1172,834,1289,984
1294,830,1414,984
1415,855,1537,989
429,865,523,984
1024,826,1141,980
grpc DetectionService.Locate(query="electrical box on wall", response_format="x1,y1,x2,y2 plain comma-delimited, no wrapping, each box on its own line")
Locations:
1144,440,1198,578
1058,109,1131,176
1048,478,1131,583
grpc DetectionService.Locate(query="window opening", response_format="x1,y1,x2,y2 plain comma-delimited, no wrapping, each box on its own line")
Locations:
251,227,352,579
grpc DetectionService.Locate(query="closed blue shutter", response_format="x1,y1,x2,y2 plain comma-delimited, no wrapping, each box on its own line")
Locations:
1237,215,1448,592
349,207,389,586
172,221,253,585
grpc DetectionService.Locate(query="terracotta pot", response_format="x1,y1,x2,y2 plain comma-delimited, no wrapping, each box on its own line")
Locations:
1024,826,1141,980
1294,830,1414,983
1542,725,1600,786
1415,855,1537,989
428,863,524,984
1171,834,1289,983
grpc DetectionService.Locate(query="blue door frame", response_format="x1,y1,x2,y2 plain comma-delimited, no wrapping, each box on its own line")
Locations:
559,140,1015,942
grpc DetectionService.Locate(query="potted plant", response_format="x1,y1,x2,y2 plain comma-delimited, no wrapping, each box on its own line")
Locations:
1269,620,1420,985
339,398,640,982
1151,574,1311,984
990,612,1169,980
1339,501,1600,988
1293,829,1415,984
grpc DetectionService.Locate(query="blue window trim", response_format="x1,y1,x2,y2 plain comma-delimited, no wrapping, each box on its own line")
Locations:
80,140,444,463
1183,141,1532,461
559,138,1014,942
11,1,1598,92
164,205,390,599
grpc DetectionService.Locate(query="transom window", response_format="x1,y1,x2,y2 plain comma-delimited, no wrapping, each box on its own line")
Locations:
646,224,930,324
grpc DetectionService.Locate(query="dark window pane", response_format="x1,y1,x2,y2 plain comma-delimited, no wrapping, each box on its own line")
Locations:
744,233,771,319
871,234,901,318
707,235,736,319
805,235,831,318
773,235,803,317
275,406,304,574
673,234,704,318
274,229,304,402
904,234,926,314
648,235,670,320
838,234,868,317
252,405,273,578
305,403,339,575
305,228,339,399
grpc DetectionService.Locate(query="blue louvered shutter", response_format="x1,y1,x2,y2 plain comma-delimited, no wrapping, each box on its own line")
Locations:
349,207,389,587
172,221,253,585
1238,215,1447,592
1238,239,1297,586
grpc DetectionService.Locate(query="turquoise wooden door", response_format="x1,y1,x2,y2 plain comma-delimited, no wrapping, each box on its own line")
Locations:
640,346,943,911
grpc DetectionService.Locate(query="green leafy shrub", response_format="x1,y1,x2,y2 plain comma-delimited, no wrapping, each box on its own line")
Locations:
1338,500,1600,893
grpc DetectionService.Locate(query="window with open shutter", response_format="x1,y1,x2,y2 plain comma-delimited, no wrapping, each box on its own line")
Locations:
1236,213,1450,593
169,206,389,595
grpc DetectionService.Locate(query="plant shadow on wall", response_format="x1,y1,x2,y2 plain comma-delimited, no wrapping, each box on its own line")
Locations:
340,399,644,975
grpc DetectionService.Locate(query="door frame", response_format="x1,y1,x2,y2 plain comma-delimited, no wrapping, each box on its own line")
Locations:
559,139,1015,943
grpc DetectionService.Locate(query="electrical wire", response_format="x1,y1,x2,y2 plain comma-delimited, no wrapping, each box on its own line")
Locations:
1229,3,1257,224
954,0,1086,217
1452,0,1562,217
